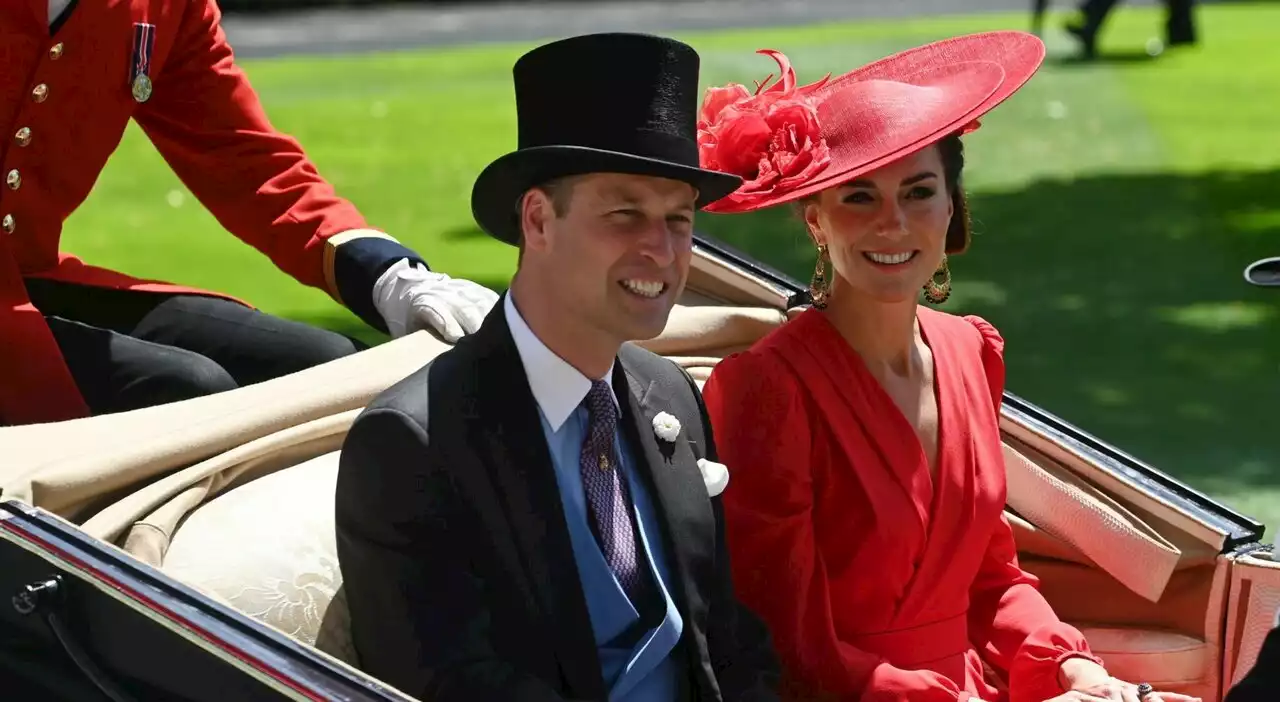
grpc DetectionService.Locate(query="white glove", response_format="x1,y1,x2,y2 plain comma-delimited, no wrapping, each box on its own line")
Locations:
372,259,499,342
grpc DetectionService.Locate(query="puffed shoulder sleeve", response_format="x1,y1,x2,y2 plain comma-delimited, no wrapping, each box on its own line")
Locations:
963,315,1005,412
959,315,1103,702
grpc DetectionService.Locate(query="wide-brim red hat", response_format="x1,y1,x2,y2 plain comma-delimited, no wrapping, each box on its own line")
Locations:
698,31,1046,214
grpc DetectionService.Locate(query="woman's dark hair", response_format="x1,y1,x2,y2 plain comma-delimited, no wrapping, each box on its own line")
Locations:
936,132,972,254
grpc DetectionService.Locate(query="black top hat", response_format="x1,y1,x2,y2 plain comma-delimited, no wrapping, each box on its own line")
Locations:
1245,257,1280,288
470,33,743,245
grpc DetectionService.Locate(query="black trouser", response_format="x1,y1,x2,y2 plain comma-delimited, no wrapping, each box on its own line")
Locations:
1076,0,1197,44
24,278,368,417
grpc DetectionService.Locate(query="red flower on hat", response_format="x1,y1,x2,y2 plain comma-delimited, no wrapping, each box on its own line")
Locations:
698,50,833,208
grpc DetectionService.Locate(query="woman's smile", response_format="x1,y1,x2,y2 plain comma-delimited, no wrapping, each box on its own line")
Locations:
862,250,920,268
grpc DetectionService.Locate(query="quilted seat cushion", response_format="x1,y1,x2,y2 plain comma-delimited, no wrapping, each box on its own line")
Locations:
160,450,356,665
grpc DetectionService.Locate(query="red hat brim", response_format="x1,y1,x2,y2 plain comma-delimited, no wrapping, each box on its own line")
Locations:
704,31,1046,213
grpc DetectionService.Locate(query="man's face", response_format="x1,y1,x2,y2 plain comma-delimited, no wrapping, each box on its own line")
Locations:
522,172,696,344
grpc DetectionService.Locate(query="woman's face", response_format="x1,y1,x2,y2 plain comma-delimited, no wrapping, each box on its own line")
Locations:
803,145,954,304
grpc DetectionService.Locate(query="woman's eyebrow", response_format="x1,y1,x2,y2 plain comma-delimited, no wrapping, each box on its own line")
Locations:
843,171,937,188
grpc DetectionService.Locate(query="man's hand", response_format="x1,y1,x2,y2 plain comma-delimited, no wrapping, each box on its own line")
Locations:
373,259,499,342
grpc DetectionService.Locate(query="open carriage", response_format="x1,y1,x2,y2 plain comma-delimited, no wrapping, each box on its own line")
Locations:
1,234,1276,701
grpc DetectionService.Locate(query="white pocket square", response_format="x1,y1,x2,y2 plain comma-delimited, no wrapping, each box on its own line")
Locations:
696,459,729,497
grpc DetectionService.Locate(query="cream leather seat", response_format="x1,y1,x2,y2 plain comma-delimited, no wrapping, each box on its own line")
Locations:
159,446,1213,693
161,450,357,665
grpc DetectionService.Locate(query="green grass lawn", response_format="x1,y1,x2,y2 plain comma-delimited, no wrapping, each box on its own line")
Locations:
62,4,1280,537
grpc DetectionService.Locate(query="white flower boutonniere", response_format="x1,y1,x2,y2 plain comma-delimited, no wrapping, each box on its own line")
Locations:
697,459,730,497
652,411,681,443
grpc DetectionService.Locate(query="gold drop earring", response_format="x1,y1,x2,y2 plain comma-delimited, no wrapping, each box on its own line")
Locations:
810,243,832,309
922,254,952,304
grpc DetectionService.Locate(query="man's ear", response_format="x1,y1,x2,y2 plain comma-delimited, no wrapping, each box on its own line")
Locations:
519,188,555,253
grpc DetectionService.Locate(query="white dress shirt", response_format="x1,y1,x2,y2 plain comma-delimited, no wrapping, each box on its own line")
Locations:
503,292,619,432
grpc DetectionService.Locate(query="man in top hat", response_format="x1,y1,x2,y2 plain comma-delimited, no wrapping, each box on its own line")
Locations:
0,0,498,427
334,32,782,702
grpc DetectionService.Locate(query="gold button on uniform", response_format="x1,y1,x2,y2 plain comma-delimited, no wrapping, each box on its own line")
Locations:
49,43,64,60
14,128,31,147
32,84,48,102
5,170,19,190
1,215,14,234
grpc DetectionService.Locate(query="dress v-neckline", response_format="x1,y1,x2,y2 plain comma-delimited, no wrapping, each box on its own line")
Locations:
810,308,949,519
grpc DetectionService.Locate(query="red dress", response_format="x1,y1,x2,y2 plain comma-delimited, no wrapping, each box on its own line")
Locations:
702,307,1101,702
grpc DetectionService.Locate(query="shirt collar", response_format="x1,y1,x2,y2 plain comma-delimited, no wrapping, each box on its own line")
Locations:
504,292,618,432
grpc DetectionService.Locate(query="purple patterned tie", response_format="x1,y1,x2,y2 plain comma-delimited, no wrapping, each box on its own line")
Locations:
580,379,645,601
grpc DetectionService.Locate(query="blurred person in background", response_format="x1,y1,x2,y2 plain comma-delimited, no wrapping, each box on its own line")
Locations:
1063,0,1198,59
0,0,498,428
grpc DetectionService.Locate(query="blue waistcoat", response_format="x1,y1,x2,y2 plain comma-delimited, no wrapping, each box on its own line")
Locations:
538,404,684,701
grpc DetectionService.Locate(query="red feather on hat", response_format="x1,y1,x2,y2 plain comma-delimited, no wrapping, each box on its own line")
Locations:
697,50,834,211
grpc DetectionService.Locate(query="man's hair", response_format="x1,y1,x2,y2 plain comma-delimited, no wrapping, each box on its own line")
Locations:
515,175,580,258
539,175,578,218
515,175,578,224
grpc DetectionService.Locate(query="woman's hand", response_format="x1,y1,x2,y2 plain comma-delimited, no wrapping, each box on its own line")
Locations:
1057,657,1202,701
1065,680,1202,702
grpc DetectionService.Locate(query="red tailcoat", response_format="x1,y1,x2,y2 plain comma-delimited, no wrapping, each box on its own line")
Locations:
0,0,416,426
702,308,1103,701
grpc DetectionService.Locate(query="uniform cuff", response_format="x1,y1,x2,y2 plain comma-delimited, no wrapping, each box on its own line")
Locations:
323,229,428,333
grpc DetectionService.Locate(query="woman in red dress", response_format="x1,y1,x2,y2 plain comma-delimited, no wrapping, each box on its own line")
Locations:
697,32,1199,702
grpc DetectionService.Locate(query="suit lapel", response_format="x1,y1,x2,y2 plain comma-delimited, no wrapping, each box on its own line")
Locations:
613,357,715,638
470,305,604,698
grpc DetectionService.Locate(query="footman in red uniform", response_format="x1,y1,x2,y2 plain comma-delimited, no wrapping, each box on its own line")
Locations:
0,0,499,427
